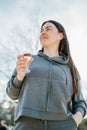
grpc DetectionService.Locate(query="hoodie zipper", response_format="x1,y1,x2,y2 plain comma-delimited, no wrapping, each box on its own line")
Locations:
46,62,52,111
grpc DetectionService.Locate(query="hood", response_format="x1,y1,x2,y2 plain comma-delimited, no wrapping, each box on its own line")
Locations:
38,50,69,65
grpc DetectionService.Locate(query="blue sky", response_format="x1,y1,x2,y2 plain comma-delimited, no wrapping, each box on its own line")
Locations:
0,0,13,7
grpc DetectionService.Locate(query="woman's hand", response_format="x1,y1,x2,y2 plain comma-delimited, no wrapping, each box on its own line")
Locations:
72,111,83,126
16,54,34,81
1,120,8,128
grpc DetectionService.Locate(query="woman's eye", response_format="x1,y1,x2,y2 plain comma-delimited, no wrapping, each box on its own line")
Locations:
40,28,52,33
47,28,51,31
47,28,52,32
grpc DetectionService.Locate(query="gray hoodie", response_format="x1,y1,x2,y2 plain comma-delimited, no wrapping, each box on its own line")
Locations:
6,50,87,121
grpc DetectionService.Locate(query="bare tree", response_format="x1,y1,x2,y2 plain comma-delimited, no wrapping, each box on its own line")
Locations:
0,18,40,102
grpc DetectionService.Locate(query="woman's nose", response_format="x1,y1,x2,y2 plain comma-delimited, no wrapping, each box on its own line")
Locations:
41,29,46,34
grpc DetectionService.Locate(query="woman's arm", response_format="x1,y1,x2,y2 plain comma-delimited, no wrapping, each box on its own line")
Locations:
72,80,87,126
6,54,34,100
6,69,24,100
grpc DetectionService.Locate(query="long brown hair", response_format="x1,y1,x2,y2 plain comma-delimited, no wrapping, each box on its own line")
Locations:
41,20,79,94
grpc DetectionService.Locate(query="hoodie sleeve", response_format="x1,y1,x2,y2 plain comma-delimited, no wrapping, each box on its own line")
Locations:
6,69,24,100
72,80,87,117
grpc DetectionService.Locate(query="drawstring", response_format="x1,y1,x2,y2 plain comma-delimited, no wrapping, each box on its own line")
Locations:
40,119,47,130
44,120,47,130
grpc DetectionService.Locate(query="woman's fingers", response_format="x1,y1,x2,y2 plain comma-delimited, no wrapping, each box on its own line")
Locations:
16,55,34,73
27,57,34,66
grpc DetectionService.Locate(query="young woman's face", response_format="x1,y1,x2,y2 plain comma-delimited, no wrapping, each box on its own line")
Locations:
39,22,63,48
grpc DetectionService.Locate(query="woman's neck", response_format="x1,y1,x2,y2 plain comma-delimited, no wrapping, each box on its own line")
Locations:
43,48,59,57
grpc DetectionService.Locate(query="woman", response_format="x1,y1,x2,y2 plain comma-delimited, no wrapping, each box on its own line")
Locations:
6,20,87,130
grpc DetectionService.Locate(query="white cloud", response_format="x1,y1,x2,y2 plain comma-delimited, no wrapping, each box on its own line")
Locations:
0,0,87,82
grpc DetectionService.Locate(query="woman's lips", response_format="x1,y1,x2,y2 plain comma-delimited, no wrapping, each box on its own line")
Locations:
41,35,48,39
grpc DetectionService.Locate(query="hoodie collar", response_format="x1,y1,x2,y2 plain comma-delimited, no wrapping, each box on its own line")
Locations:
38,50,69,65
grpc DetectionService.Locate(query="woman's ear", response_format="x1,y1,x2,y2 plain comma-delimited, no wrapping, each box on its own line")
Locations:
59,33,64,40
